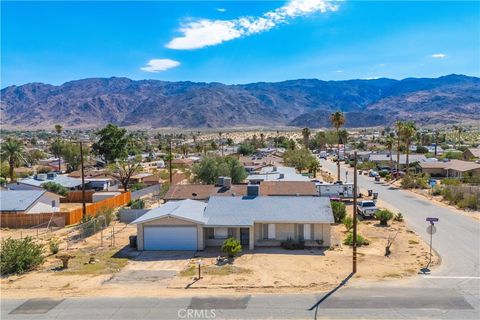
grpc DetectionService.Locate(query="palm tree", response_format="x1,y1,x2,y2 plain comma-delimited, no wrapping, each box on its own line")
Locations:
385,137,395,176
330,111,346,181
400,121,417,175
456,126,463,148
218,131,223,157
260,133,265,147
302,127,311,149
54,124,63,172
1,138,25,182
395,121,404,176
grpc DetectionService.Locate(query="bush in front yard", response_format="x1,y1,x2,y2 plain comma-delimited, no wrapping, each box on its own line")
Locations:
221,238,242,258
130,199,145,209
375,209,394,226
331,201,346,223
281,238,305,250
1,237,45,275
49,238,59,255
342,216,353,231
343,233,369,246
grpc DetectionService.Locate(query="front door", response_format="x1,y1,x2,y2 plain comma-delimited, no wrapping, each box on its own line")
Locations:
240,228,249,246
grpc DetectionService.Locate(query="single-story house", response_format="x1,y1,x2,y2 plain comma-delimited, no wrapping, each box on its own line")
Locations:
130,173,155,185
247,166,310,183
368,153,427,167
85,178,119,191
131,192,333,251
420,160,480,178
346,150,372,162
463,148,480,161
0,190,60,214
164,178,318,201
7,173,82,191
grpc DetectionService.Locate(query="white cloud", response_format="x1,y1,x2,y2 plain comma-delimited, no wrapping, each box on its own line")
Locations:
336,70,343,73
140,59,180,72
431,53,446,59
216,8,226,12
166,0,339,50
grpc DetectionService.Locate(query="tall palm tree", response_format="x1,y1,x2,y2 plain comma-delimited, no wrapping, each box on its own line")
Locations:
385,137,395,176
1,138,25,182
395,121,404,176
456,126,463,148
260,133,265,147
302,127,311,149
330,111,346,181
54,124,63,172
400,121,417,175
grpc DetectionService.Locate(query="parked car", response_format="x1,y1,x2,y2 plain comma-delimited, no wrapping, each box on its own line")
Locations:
319,151,328,159
357,200,378,218
368,170,379,177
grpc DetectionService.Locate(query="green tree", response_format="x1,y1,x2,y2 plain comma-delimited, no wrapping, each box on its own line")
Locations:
41,181,69,196
399,121,417,175
92,124,129,163
395,121,404,175
331,201,347,223
330,111,346,181
385,137,395,175
59,142,84,172
283,148,317,171
0,137,25,182
302,127,311,149
238,143,256,155
193,156,247,184
375,209,394,226
108,156,142,191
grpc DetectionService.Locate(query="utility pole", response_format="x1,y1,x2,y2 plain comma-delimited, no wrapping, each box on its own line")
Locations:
169,137,173,184
74,141,87,220
353,151,358,273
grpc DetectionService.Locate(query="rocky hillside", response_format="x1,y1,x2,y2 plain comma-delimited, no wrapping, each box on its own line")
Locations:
1,74,479,129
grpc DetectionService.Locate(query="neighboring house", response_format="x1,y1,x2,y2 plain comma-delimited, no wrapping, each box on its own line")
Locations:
131,193,333,251
420,160,480,178
85,178,119,191
368,154,427,168
141,174,164,186
247,166,310,183
346,151,372,162
7,173,82,191
130,173,155,185
164,178,317,201
0,190,60,214
171,158,194,167
463,148,480,161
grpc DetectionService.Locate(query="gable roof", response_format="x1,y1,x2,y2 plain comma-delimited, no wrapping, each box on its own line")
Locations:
164,184,248,201
132,196,334,227
0,190,46,211
15,175,82,188
204,196,334,226
465,148,480,158
131,199,207,225
420,160,480,172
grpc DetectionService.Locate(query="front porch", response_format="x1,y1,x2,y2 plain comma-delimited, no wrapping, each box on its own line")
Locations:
204,227,255,250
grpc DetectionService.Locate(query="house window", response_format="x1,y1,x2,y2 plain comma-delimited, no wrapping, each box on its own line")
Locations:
262,224,268,240
228,228,234,238
214,227,229,239
206,228,214,239
297,224,304,240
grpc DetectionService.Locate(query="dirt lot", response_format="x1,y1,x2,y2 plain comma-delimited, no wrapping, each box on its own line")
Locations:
1,204,437,298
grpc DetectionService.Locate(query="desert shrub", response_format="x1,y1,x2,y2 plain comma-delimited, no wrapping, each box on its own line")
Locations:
379,171,388,178
0,237,44,275
49,238,59,255
342,216,353,231
358,161,377,170
221,238,242,258
457,194,478,210
131,183,146,191
394,213,404,222
385,173,392,182
442,178,461,186
130,199,145,209
343,233,369,246
331,201,347,223
37,166,51,174
401,174,429,189
96,207,115,227
375,209,394,226
281,238,305,250
432,186,443,196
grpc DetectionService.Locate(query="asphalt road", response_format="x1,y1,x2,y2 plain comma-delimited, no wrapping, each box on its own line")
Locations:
2,160,479,319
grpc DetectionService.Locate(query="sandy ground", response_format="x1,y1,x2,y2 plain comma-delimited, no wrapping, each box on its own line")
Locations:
1,203,437,299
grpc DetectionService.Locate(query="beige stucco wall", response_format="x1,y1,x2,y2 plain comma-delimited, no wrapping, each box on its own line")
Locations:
275,223,295,240
136,216,203,251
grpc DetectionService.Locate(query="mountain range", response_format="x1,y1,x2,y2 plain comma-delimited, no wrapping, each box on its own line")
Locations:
1,74,479,129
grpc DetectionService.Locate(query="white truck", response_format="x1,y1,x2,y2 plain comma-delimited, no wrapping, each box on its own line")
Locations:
357,200,378,218
317,182,356,198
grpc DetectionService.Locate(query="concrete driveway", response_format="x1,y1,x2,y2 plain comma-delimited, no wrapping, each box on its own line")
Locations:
107,251,194,284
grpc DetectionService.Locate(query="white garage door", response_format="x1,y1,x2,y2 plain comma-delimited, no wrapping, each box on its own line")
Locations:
143,226,197,250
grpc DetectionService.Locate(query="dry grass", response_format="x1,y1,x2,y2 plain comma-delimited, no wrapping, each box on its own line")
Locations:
180,263,252,277
57,247,128,276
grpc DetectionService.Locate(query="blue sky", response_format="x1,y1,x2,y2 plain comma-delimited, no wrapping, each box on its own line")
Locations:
1,1,479,87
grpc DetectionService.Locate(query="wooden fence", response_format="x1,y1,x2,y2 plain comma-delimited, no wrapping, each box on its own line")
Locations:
1,192,131,228
60,190,95,203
